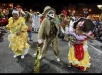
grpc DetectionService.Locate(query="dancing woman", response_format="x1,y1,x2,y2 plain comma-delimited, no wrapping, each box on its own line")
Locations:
67,18,95,71
6,10,30,59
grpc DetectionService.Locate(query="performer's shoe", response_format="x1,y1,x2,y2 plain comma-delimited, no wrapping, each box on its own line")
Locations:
79,66,89,72
39,55,45,59
21,55,24,59
68,63,72,67
29,39,33,41
39,55,42,59
56,57,60,61
33,53,36,56
14,55,17,58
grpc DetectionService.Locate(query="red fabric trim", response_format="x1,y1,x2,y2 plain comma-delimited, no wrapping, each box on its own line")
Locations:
85,38,88,40
79,66,85,71
90,33,94,36
74,44,84,61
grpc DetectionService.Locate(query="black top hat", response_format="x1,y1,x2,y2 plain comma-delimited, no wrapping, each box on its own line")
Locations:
73,18,95,32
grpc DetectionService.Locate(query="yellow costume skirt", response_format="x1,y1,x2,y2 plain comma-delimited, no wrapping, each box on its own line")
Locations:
8,32,30,56
68,41,91,71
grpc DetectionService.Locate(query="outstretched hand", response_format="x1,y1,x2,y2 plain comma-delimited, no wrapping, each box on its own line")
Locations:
16,31,22,35
37,39,43,46
82,32,87,36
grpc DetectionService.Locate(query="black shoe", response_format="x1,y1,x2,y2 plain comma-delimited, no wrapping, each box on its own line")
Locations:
29,39,33,41
31,70,35,73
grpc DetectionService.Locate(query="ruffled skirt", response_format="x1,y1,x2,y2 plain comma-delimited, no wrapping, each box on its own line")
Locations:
68,41,91,71
8,32,30,56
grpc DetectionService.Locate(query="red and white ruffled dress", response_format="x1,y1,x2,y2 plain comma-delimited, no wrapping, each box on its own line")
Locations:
68,31,94,71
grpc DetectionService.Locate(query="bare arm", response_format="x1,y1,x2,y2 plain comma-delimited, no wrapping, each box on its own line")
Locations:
83,32,95,40
85,34,95,40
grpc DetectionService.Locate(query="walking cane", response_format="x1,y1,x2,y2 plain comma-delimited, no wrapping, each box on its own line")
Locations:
34,43,41,73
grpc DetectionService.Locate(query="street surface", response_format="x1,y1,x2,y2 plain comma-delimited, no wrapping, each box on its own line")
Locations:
0,28,102,73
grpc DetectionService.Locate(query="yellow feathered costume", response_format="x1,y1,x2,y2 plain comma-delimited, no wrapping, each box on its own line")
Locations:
6,17,30,56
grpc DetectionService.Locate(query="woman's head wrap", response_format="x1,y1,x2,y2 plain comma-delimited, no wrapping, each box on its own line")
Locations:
12,10,19,15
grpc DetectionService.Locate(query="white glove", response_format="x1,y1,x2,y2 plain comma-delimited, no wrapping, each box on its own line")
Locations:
65,26,69,34
61,28,65,33
37,39,43,44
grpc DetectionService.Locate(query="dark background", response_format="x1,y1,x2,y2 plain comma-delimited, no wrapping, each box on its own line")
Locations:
14,3,101,14
1,0,102,14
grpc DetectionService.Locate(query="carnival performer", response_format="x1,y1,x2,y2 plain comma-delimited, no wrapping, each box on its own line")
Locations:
37,6,60,61
66,18,95,71
6,10,30,59
25,12,33,41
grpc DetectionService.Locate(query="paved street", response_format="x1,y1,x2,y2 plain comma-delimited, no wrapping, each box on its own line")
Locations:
0,28,102,73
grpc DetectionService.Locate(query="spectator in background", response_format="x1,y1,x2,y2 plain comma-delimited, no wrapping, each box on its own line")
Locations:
32,10,40,32
0,28,4,42
0,8,5,42
97,25,102,39
3,9,9,19
25,12,33,41
0,8,4,18
99,13,102,23
39,13,44,24
19,9,25,17
95,19,100,27
7,9,13,19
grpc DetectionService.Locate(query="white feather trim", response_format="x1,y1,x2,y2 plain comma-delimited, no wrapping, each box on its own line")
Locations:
69,60,72,63
83,45,88,52
74,61,79,64
12,10,19,15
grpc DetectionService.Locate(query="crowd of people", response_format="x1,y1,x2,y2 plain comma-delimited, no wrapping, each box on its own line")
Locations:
0,6,102,72
0,7,102,41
